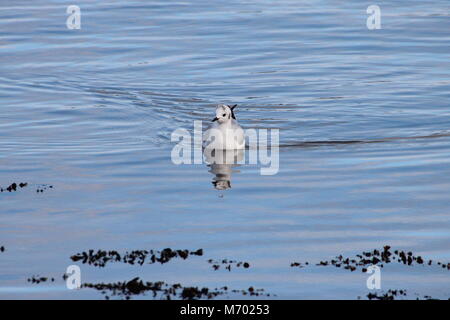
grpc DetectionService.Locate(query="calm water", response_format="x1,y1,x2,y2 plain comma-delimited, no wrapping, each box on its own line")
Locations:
1,0,450,299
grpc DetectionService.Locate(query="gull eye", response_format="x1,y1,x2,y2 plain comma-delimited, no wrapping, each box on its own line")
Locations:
222,114,226,117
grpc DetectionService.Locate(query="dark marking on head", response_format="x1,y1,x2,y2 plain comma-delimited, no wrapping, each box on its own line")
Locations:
229,104,237,120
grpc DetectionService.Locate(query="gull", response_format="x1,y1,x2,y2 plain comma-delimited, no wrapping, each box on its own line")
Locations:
202,104,244,150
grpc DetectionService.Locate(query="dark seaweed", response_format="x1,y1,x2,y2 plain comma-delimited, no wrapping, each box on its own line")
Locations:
362,289,445,300
82,277,267,300
207,258,250,271
1,182,27,193
36,184,53,193
291,245,450,272
71,248,203,267
0,182,53,193
365,289,408,300
290,261,309,268
28,275,55,284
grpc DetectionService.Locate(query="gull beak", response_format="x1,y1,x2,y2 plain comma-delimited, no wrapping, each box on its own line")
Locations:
212,117,218,122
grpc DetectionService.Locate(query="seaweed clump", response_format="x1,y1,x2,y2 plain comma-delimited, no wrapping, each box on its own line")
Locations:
0,182,27,192
71,248,203,267
291,246,450,272
207,258,250,271
83,277,231,300
27,275,55,284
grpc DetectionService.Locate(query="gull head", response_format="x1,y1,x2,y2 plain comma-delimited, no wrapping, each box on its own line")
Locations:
212,104,237,123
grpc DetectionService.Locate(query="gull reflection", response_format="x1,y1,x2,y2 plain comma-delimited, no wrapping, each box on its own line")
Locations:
204,149,244,190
